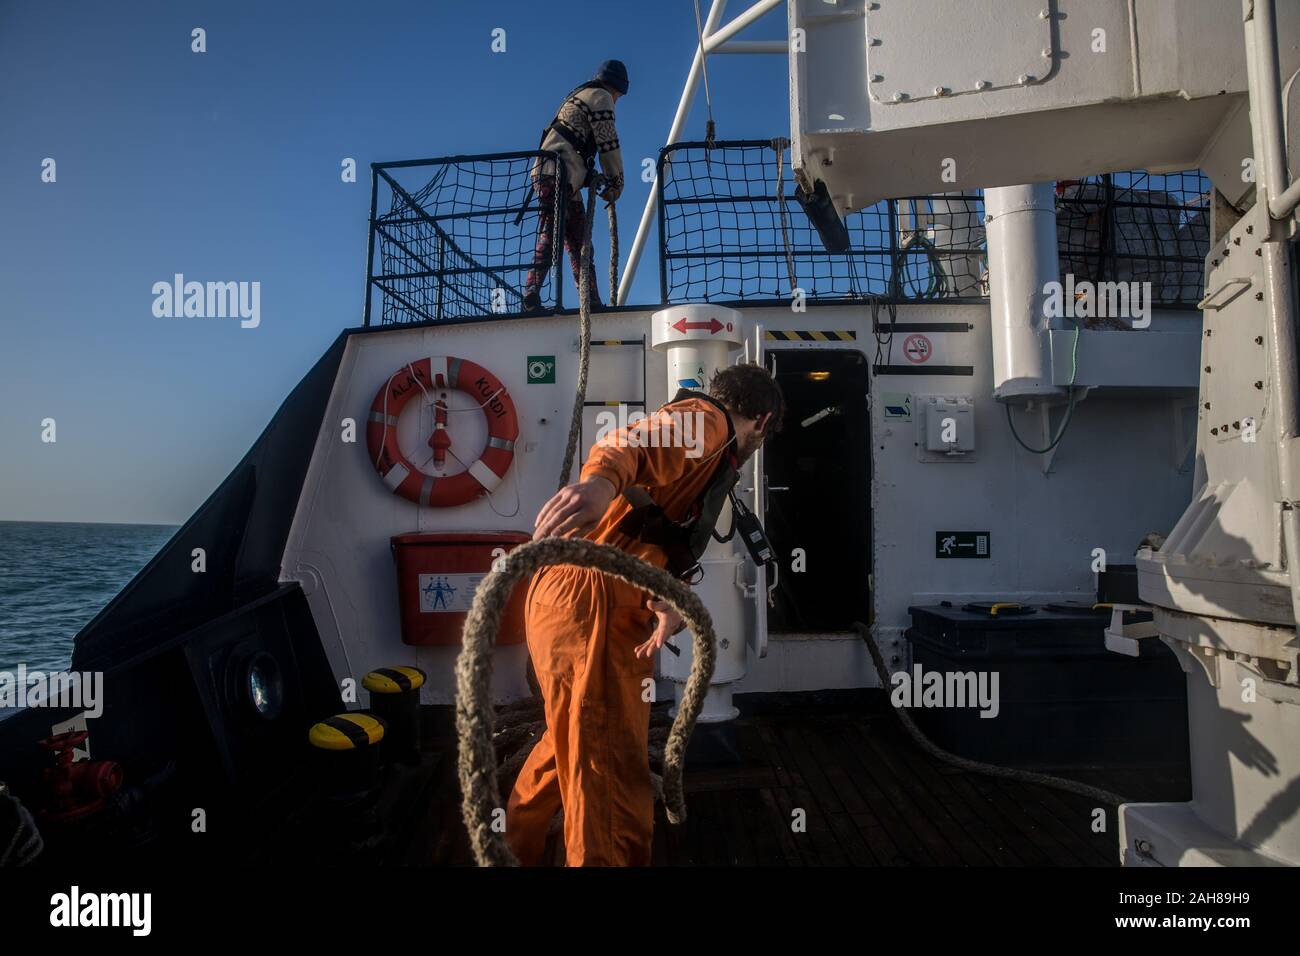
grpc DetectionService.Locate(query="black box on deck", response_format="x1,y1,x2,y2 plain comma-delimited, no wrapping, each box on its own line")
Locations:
1096,564,1141,605
903,602,1188,768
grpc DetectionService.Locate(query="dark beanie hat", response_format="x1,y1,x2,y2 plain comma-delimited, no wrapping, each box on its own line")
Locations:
594,59,629,95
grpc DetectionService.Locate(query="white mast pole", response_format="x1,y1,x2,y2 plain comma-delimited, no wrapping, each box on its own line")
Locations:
615,0,729,306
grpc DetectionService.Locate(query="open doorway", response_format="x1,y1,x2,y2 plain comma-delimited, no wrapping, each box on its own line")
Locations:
763,349,872,632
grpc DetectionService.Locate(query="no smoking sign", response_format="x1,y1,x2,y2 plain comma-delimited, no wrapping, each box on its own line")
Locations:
902,333,932,364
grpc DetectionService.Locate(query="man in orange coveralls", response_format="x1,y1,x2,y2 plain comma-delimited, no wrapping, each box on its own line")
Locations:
506,363,784,866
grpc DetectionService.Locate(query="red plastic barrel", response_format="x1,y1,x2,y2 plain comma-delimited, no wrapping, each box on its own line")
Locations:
391,531,532,646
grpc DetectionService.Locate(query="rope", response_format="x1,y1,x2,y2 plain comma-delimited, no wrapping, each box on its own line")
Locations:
556,181,599,489
607,202,619,308
772,138,796,296
454,187,701,867
0,791,43,867
851,623,1131,806
870,296,896,375
455,537,718,866
692,0,717,153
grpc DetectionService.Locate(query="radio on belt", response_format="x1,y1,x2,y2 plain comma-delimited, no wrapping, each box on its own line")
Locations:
727,489,775,566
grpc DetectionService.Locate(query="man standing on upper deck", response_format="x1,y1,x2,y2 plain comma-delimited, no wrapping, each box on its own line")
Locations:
521,60,627,313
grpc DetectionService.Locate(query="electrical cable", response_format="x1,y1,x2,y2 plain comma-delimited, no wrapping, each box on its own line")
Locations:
1004,318,1081,454
870,295,896,375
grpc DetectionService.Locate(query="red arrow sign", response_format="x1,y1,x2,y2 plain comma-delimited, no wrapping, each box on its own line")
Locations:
671,316,723,335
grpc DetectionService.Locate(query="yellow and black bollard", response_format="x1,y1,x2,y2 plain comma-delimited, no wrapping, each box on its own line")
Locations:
307,712,387,801
361,667,426,764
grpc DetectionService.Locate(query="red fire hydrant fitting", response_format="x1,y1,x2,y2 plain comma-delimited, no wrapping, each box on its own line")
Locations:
39,731,123,824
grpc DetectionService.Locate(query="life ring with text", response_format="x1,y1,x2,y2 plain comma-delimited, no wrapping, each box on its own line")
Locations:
366,356,519,507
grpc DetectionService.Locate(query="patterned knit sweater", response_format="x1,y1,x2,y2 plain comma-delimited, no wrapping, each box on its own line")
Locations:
535,84,624,198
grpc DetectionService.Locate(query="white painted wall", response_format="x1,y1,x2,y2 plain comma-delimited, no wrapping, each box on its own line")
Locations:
282,311,671,705
280,301,1197,704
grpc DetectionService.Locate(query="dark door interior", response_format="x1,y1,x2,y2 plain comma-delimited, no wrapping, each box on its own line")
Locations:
763,349,872,632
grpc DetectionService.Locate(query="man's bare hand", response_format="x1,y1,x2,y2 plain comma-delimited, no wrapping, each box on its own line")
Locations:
533,476,616,540
635,598,683,659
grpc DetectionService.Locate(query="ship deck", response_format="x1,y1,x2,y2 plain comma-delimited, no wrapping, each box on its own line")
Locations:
399,690,1189,867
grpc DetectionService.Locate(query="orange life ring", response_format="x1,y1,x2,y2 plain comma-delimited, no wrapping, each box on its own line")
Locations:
366,357,519,507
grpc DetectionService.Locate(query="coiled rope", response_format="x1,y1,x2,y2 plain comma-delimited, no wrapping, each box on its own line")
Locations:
0,789,42,867
455,538,718,866
852,623,1130,806
456,185,715,866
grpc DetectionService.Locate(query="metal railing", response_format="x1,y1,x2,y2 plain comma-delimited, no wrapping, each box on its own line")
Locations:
360,142,1212,323
1056,172,1210,312
657,140,1211,309
363,152,567,326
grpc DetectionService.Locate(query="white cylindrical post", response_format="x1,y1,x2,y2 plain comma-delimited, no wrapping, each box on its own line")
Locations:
984,183,1066,402
650,304,747,722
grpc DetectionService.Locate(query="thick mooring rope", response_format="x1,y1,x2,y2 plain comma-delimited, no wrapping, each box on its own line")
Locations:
607,201,619,308
556,182,600,489
456,187,705,866
852,623,1131,806
455,537,718,866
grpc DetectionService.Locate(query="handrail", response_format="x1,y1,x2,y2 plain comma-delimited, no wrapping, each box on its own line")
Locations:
656,139,1209,308
1249,0,1300,220
363,151,567,325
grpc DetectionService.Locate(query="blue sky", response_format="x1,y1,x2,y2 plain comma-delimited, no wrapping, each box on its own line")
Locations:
0,0,789,524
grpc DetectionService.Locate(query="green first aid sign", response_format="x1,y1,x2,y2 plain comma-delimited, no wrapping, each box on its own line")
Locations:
527,355,555,384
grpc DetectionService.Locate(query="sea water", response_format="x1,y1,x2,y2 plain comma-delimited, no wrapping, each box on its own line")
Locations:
0,521,177,672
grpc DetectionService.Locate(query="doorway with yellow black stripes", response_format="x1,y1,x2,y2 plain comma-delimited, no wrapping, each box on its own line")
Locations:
762,348,871,631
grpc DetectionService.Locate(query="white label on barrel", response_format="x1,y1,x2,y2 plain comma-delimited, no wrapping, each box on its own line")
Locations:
417,573,486,613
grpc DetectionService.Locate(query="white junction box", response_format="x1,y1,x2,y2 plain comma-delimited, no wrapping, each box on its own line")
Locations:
920,396,975,460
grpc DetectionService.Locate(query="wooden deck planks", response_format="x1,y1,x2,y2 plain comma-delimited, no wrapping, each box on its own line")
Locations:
421,693,1178,867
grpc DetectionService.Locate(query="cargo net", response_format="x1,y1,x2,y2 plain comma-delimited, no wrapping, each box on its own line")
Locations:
1056,171,1210,320
658,141,1211,310
367,153,564,324
658,140,986,304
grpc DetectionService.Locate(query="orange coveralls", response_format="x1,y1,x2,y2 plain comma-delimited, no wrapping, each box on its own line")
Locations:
506,396,731,866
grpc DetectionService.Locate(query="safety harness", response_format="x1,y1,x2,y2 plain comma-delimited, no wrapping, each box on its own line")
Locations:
616,390,744,582
539,81,606,187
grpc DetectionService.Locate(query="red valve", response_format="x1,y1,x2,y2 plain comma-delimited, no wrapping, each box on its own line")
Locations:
38,731,123,824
